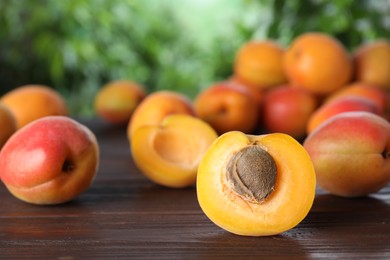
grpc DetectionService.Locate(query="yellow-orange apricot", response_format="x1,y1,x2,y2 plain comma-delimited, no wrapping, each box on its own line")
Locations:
197,131,316,236
353,40,390,90
94,80,146,125
0,104,17,149
127,90,194,139
233,40,287,90
284,32,353,96
131,114,218,188
0,85,68,129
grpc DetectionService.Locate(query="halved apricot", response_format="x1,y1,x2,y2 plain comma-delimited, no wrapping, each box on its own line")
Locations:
197,131,316,236
131,114,218,188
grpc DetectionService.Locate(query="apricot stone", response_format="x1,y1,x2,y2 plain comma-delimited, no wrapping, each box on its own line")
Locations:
197,131,316,236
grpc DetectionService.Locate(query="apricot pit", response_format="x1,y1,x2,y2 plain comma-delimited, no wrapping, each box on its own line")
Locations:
226,145,277,203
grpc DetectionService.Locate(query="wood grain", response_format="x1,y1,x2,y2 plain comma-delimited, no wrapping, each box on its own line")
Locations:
1,118,390,259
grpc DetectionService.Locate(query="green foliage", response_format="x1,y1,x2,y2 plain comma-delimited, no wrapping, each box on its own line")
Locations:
0,0,388,116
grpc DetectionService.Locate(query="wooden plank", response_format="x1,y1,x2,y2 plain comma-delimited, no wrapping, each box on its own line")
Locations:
0,118,390,259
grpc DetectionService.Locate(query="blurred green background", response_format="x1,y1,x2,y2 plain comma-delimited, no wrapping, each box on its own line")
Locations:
0,0,389,117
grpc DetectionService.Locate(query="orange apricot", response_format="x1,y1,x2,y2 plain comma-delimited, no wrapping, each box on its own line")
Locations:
0,104,17,149
233,40,287,90
0,85,68,129
197,131,316,236
131,114,218,188
127,90,194,139
94,80,146,125
353,40,390,90
193,81,259,135
284,32,353,96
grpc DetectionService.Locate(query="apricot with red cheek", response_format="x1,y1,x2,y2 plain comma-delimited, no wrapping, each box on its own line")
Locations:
304,111,390,197
307,96,381,134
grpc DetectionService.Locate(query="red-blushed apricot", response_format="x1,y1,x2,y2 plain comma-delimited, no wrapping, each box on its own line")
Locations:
262,85,318,140
307,96,381,134
324,82,389,116
197,131,316,236
304,111,390,197
193,81,259,135
131,114,218,188
94,80,146,125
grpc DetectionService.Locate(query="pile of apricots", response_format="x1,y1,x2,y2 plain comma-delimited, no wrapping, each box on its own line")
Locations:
1,32,390,237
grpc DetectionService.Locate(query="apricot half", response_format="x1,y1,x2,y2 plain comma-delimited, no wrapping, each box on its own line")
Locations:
197,131,316,236
131,114,218,188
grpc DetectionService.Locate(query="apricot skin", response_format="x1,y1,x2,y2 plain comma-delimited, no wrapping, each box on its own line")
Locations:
94,80,146,124
194,81,259,135
304,111,390,197
127,91,194,139
307,96,381,134
262,85,318,140
197,131,316,236
131,114,218,188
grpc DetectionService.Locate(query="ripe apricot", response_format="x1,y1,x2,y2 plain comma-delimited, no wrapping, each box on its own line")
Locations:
233,40,287,90
0,85,68,129
307,96,381,134
304,111,390,197
0,104,17,149
127,90,194,139
324,82,389,116
194,81,259,134
262,85,318,140
94,80,146,125
131,114,218,188
284,32,353,96
353,40,390,90
197,131,316,236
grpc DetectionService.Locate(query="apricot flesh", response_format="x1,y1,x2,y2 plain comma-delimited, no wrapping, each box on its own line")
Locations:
131,114,218,188
197,131,316,236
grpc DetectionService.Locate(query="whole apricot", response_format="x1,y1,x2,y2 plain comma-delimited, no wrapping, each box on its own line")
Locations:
127,90,194,139
0,85,68,129
197,131,316,236
233,40,287,90
0,104,17,149
353,40,390,90
94,80,146,125
304,111,390,197
131,114,218,188
194,81,259,134
284,32,353,96
325,82,389,116
262,85,318,140
307,96,381,134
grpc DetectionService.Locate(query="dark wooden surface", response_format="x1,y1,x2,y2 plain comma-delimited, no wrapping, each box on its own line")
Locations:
1,118,390,259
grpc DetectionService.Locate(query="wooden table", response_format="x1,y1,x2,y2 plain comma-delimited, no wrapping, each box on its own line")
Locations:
1,118,390,259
